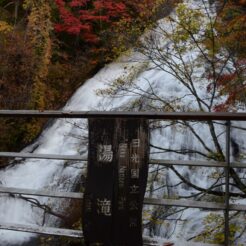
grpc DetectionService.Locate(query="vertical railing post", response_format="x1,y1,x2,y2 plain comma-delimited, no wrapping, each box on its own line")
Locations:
225,120,231,246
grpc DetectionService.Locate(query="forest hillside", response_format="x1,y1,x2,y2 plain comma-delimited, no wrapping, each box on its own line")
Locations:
1,0,245,163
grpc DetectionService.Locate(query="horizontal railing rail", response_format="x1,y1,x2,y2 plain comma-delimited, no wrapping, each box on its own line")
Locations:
1,151,246,168
0,110,245,120
0,186,83,199
0,223,219,246
0,152,88,161
1,186,246,211
0,223,83,238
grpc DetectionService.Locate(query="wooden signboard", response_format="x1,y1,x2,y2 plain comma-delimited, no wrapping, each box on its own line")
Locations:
82,118,149,246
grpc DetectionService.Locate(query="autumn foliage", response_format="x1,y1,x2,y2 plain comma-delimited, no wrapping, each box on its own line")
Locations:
55,0,129,43
54,0,164,44
0,0,164,156
213,0,246,110
0,0,244,158
215,0,246,63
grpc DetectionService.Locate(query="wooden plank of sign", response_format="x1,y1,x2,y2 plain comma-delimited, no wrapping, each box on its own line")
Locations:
0,186,83,199
82,118,116,245
112,119,149,245
0,223,82,238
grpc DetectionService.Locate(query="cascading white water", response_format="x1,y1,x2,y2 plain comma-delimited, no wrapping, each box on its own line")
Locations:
0,0,245,245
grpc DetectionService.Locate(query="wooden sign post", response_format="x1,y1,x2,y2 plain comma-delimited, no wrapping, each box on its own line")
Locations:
82,118,149,246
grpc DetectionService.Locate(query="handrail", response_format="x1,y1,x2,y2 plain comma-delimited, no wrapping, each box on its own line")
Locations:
0,223,82,238
0,152,87,161
0,110,245,120
0,186,83,199
1,186,246,211
1,152,246,168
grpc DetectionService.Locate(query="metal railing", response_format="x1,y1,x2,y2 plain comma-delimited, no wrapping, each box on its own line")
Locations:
0,110,246,246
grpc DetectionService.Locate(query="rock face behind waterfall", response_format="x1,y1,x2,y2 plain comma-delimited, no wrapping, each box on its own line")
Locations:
0,0,245,245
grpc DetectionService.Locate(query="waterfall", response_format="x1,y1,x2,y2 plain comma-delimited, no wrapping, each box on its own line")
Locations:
0,0,245,245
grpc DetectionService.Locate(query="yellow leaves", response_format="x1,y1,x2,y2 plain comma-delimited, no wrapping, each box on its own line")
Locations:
23,0,37,9
110,19,143,58
207,151,225,162
23,119,43,143
108,0,165,59
23,0,31,9
25,0,52,110
176,3,203,28
29,80,47,109
195,213,242,244
142,210,153,220
96,62,149,97
172,3,204,45
0,21,12,33
143,210,164,225
208,171,223,180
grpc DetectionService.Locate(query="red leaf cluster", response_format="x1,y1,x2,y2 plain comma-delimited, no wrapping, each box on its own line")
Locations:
217,73,237,86
214,69,245,111
55,0,129,43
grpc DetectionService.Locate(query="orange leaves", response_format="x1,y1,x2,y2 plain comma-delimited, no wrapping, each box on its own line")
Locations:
239,0,246,5
217,0,246,57
213,70,246,111
212,1,246,110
